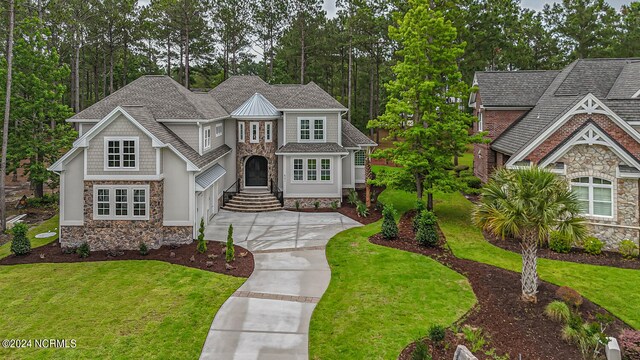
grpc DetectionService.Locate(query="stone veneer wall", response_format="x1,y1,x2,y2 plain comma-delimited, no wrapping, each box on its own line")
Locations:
236,120,278,190
559,144,640,249
60,180,193,251
284,197,342,209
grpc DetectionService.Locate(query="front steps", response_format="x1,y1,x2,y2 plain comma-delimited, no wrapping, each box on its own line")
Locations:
223,191,283,212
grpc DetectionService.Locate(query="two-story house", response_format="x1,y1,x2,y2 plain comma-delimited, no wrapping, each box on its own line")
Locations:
49,75,376,251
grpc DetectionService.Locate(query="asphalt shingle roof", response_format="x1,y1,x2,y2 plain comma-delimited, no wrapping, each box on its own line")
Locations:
276,142,348,154
475,71,560,107
341,120,376,148
607,62,640,99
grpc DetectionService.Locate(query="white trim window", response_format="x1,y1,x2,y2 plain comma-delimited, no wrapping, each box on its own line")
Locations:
250,122,259,143
203,126,212,149
307,159,317,180
313,119,325,141
104,137,138,170
238,122,245,142
477,112,483,132
215,123,223,137
93,185,149,220
571,177,613,217
354,150,366,167
321,159,331,181
299,119,310,140
293,159,304,181
298,117,326,142
292,158,332,182
265,122,273,142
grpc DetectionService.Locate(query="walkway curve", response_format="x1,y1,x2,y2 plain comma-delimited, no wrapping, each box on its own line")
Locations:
200,210,361,360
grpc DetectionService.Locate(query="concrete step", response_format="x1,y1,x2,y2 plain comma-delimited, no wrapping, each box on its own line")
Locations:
224,191,283,212
227,198,282,206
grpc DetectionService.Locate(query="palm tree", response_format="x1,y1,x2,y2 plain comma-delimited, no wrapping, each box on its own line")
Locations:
473,166,587,302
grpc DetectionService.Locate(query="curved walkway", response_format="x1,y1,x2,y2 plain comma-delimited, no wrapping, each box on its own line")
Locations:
200,210,361,360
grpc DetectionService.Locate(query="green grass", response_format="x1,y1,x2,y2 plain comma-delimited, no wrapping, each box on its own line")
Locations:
435,191,640,329
0,261,244,359
0,215,59,260
309,191,476,359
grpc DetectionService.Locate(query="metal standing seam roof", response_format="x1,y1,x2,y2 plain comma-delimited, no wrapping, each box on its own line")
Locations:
195,164,226,190
230,93,280,119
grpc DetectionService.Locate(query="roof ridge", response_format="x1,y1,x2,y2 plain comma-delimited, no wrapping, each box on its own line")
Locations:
164,77,211,119
72,76,152,119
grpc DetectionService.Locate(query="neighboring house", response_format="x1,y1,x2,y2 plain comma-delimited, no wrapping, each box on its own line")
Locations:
49,75,376,250
469,58,640,249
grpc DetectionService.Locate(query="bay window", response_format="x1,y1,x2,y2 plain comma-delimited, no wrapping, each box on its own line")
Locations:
571,177,613,217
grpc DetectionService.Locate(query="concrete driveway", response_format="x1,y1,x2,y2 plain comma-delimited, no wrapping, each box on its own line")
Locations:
200,210,361,360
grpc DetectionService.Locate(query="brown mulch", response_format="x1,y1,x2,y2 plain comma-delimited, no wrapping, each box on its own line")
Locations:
0,240,254,278
370,212,630,360
291,187,384,225
485,232,640,270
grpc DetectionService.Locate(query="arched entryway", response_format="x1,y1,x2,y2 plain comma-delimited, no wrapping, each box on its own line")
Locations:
245,155,268,187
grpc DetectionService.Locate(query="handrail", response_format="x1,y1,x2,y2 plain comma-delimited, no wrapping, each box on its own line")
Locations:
222,178,241,207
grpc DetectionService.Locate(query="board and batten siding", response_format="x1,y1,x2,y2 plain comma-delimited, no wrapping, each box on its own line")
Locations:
283,155,342,197
61,151,84,224
284,112,340,144
163,148,190,223
86,114,156,176
166,123,199,151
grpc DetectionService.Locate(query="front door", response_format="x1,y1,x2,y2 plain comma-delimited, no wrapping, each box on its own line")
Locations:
245,156,268,187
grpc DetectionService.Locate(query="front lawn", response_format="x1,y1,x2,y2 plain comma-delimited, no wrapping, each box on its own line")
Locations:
0,261,244,359
309,192,476,359
0,215,59,260
436,191,640,329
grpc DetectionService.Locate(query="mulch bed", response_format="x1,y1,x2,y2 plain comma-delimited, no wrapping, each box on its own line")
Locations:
0,240,254,278
370,212,631,360
485,233,640,270
292,187,384,225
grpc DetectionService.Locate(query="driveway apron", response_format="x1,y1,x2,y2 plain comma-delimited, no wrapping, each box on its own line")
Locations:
200,210,361,360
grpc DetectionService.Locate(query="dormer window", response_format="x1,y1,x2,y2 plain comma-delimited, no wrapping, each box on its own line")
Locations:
104,137,138,170
298,117,325,142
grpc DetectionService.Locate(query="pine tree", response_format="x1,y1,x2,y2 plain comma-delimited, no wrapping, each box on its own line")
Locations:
226,224,235,263
381,204,398,240
197,217,207,254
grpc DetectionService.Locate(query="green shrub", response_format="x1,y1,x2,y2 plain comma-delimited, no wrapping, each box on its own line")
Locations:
26,193,59,208
411,339,432,360
462,326,486,353
356,201,369,218
459,169,473,178
197,218,207,254
549,231,573,253
381,204,398,240
619,239,639,259
295,200,300,211
427,324,446,343
413,200,426,231
416,210,438,247
139,242,149,256
583,236,604,255
461,175,482,189
545,300,571,322
76,242,90,258
347,189,359,205
453,164,469,177
226,224,235,263
330,201,339,210
9,223,30,256
314,201,320,210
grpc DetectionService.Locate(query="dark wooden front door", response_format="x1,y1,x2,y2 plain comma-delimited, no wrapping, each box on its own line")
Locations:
245,156,268,187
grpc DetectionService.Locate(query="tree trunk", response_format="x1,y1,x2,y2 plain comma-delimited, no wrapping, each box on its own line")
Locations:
415,176,423,200
109,27,114,95
184,24,189,89
300,14,305,84
521,233,539,302
167,36,171,77
347,18,352,123
0,0,15,231
427,193,433,211
123,34,128,87
369,60,375,137
365,155,372,207
74,41,80,112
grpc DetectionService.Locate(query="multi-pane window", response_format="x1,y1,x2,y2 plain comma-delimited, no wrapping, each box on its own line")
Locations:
204,127,211,149
97,189,110,216
293,159,304,181
354,150,366,166
94,186,149,220
265,122,273,142
321,159,331,181
477,112,483,132
105,138,137,169
215,123,223,137
571,177,613,217
250,122,259,143
307,159,317,181
238,122,245,142
314,119,324,140
300,119,310,140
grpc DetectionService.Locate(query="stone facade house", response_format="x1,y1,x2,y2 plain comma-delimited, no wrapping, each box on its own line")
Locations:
469,58,640,249
49,75,376,250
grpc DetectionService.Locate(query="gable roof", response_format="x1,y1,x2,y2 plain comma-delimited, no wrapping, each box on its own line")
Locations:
474,70,561,107
490,59,640,156
607,62,640,99
341,120,377,148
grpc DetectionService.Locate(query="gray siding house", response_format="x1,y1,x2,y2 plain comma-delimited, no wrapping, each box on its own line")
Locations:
49,75,376,250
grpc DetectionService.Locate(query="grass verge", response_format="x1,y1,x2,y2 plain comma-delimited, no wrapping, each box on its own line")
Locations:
0,215,59,260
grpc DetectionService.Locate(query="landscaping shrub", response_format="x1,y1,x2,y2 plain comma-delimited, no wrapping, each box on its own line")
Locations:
618,239,639,259
545,300,571,323
9,222,30,256
416,210,438,247
26,193,59,208
549,231,573,253
458,169,473,178
619,329,640,360
347,189,359,205
314,201,320,210
330,201,338,210
461,175,482,189
197,218,207,254
226,224,235,263
381,204,398,240
453,164,470,177
356,201,369,218
583,236,604,255
139,242,149,256
76,242,90,258
295,200,300,211
413,200,426,231
561,313,612,360
411,339,432,360
427,324,446,343
556,286,583,308
462,326,486,353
